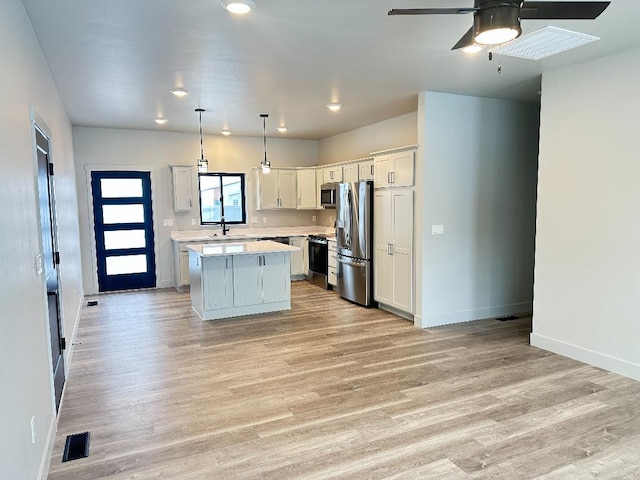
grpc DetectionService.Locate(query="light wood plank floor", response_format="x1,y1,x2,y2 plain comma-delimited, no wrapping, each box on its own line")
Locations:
48,283,640,479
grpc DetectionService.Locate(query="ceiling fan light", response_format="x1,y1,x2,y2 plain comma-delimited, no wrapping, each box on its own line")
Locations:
221,129,231,136
473,6,521,45
221,0,255,14
475,27,520,45
327,103,342,112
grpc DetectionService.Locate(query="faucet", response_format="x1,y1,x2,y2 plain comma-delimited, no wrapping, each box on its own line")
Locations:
220,216,230,236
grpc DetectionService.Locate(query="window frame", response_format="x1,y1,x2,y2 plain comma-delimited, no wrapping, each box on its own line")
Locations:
198,172,247,225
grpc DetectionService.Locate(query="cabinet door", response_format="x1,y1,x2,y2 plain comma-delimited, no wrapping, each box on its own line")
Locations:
374,155,393,187
359,161,375,181
343,164,359,183
172,166,193,211
302,238,309,275
233,255,262,306
278,170,298,208
179,251,190,286
202,256,233,310
289,237,305,275
258,170,279,209
315,169,324,208
323,166,343,183
373,190,392,304
297,170,317,209
262,253,290,303
391,190,414,313
392,151,415,187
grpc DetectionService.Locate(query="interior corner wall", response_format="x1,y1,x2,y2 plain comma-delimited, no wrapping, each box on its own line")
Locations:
531,46,640,381
0,0,83,478
417,92,539,328
72,127,319,294
317,111,418,164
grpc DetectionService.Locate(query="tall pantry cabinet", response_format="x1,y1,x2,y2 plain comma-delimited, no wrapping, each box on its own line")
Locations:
373,148,415,315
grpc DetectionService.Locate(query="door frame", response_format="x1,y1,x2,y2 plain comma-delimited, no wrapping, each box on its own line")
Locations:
29,108,66,409
84,165,160,295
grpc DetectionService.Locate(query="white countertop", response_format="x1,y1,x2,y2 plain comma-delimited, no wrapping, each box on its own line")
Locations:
188,240,300,257
172,226,334,242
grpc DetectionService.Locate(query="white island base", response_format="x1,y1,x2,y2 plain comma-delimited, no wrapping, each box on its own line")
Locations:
188,240,299,321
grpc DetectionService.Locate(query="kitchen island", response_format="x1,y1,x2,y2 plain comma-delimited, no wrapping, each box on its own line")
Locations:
188,240,300,321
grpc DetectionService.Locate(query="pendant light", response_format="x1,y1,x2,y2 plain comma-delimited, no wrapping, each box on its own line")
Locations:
195,108,208,173
260,113,271,174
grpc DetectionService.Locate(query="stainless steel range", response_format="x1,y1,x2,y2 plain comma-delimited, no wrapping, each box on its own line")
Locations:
308,234,329,289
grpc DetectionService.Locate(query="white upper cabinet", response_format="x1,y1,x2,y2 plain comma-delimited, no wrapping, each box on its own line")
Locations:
296,169,318,209
343,163,359,183
171,165,193,211
374,150,415,188
256,169,298,210
323,165,343,184
358,160,375,181
315,168,324,208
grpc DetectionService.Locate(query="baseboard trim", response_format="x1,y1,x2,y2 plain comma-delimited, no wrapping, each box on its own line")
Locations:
378,303,414,322
420,302,532,328
530,333,640,382
38,412,57,480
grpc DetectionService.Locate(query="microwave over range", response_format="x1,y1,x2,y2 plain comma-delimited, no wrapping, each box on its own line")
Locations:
320,183,338,208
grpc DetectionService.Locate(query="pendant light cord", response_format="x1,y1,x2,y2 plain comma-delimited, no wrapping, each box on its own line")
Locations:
262,114,268,163
199,110,204,161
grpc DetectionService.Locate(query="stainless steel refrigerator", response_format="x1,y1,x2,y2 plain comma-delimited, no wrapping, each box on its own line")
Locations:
336,181,373,306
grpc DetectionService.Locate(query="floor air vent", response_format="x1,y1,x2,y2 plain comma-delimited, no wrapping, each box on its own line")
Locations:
497,315,519,321
62,432,90,462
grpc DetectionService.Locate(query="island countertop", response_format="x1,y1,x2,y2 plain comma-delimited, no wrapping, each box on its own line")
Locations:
187,240,300,257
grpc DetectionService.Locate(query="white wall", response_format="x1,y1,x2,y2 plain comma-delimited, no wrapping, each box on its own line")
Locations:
531,47,640,381
416,92,539,328
318,112,417,164
73,127,319,294
0,0,83,478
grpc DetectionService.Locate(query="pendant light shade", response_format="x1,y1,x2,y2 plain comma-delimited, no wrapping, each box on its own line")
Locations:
195,108,208,173
260,113,271,174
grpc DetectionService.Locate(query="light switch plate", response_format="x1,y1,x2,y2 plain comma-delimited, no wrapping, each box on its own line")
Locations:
251,217,259,224
163,219,174,227
191,218,197,226
35,254,43,275
431,224,444,235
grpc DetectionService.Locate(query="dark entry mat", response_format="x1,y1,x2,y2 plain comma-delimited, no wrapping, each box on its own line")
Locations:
87,300,98,306
62,432,90,462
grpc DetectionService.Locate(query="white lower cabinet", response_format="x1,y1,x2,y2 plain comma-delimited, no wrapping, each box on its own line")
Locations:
202,256,233,310
289,236,308,278
374,189,413,314
328,238,337,287
232,253,290,306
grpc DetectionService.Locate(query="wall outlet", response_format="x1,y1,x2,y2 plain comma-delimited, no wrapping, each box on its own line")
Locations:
191,218,197,226
251,216,259,224
163,219,174,227
30,416,35,444
312,215,317,222
262,217,267,224
431,224,444,235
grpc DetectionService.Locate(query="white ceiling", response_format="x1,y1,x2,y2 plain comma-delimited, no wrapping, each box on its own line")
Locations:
20,0,640,140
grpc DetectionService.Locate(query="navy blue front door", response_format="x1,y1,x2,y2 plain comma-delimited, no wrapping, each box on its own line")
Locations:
91,171,156,292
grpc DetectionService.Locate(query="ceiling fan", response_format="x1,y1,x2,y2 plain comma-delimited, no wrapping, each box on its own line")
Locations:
388,1,611,50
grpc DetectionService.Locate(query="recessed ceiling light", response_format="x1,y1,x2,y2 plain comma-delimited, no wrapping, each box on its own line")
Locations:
462,44,483,54
169,88,189,97
221,129,231,136
221,0,255,14
154,117,168,125
327,103,342,112
277,126,288,133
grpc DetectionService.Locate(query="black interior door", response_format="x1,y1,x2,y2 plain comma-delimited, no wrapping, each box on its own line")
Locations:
36,127,65,411
91,171,156,292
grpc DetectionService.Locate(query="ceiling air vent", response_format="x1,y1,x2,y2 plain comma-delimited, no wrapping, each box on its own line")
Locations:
492,26,600,60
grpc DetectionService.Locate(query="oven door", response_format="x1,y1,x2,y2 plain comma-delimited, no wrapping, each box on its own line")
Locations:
308,240,328,275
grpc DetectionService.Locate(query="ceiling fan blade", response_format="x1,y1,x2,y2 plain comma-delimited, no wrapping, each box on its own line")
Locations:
451,27,475,50
520,1,610,20
388,8,477,16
